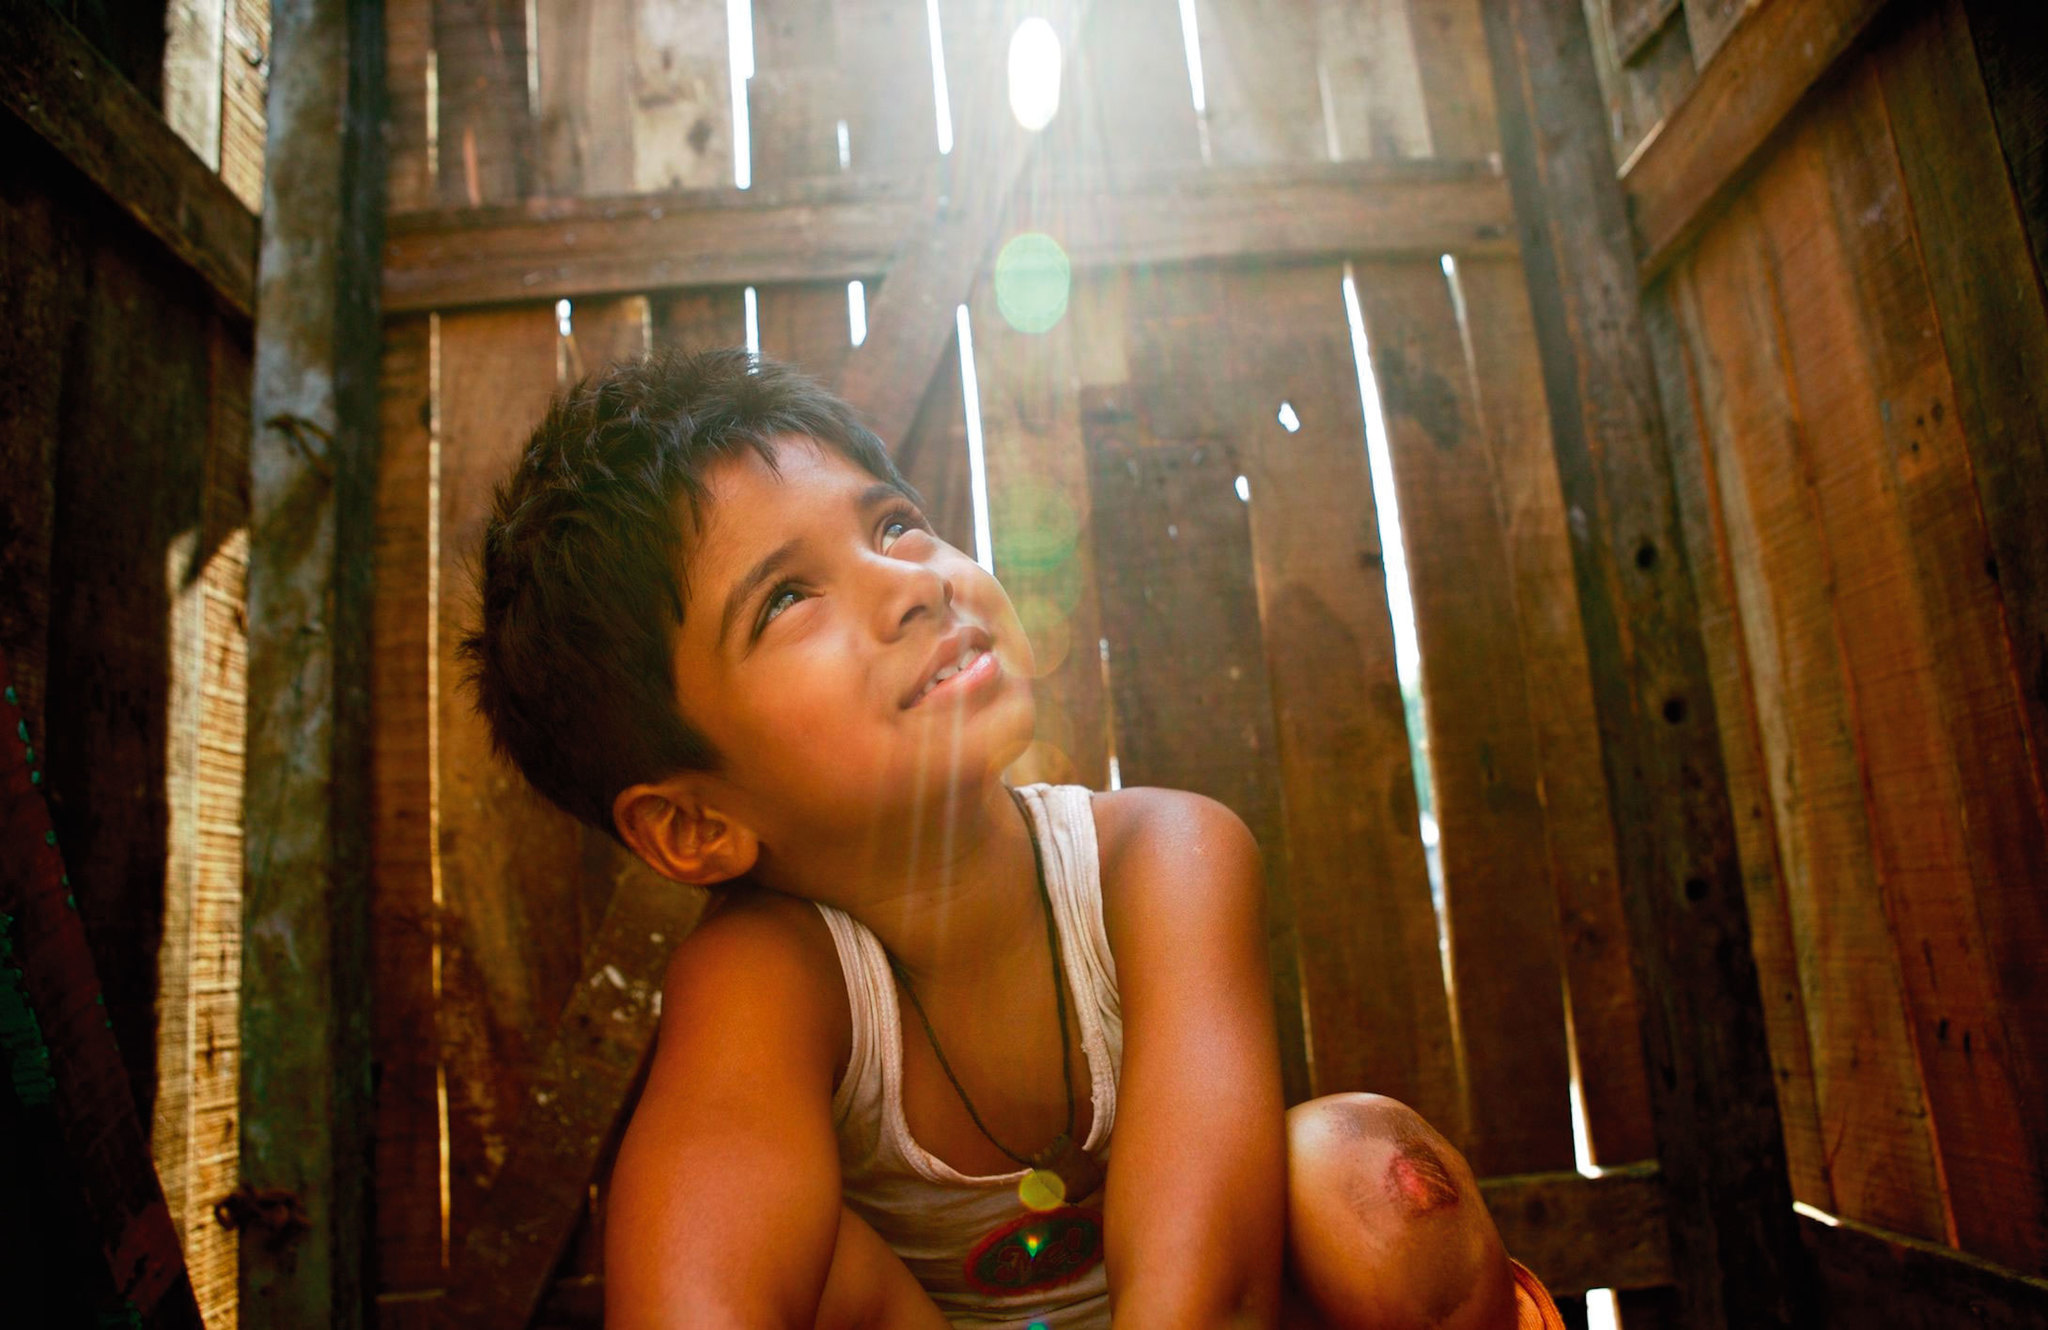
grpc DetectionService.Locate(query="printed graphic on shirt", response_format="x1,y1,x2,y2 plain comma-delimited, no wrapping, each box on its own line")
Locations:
961,1205,1104,1296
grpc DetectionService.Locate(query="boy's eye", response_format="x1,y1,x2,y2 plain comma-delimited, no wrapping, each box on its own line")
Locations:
761,586,803,627
880,509,927,552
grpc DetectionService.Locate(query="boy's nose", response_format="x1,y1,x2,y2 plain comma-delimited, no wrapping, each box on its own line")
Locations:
874,558,953,639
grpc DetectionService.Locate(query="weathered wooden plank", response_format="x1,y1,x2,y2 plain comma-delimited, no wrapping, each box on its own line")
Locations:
384,0,435,212
628,0,731,192
1314,0,1432,161
1480,1162,1671,1296
1605,0,1681,66
831,0,939,180
1352,259,1573,1175
1458,255,1655,1168
1086,390,1308,1108
371,314,444,1305
1875,13,2048,1222
1192,0,1324,165
1051,0,1202,176
1578,0,1693,169
755,282,858,383
651,286,751,354
1482,0,1812,1319
969,276,1110,791
1961,1,2048,290
749,0,845,183
0,0,259,317
240,0,387,1323
1222,262,1458,1119
1760,75,2048,1267
562,293,653,384
1683,0,1746,67
433,306,591,1252
434,0,536,205
383,165,1515,312
1673,201,1948,1242
535,0,638,196
1805,1210,2048,1327
440,869,707,1329
1,645,203,1327
1645,280,1833,1215
163,0,227,169
1404,0,1496,159
220,0,270,211
1624,0,1892,280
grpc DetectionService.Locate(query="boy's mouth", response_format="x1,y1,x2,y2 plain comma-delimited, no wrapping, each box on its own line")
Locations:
903,631,997,708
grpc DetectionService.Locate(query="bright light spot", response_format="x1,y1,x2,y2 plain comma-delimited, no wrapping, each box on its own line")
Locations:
1234,474,1250,503
836,118,851,170
1175,0,1207,115
743,286,760,364
957,305,994,573
1277,401,1300,432
926,0,955,155
1441,253,1457,279
1018,1168,1067,1210
1793,1201,1841,1227
993,232,1071,334
1342,270,1419,683
847,281,868,347
1107,753,1122,790
1587,1289,1619,1330
554,299,573,337
727,0,754,189
1008,18,1062,131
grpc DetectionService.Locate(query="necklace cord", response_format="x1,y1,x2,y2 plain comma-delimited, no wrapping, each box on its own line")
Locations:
885,787,1077,1170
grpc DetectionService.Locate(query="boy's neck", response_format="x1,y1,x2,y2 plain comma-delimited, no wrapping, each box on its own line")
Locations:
768,777,1048,985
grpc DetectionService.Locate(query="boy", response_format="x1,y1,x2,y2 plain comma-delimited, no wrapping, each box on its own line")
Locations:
464,349,1561,1328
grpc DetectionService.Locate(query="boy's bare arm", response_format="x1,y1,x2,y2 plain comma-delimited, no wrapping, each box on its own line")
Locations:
1098,790,1288,1328
602,897,853,1329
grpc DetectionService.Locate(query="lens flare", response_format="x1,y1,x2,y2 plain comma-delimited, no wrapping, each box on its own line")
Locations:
1019,1168,1068,1211
994,233,1072,334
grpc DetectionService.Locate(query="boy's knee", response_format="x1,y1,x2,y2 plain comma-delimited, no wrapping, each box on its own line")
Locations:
1285,1094,1515,1330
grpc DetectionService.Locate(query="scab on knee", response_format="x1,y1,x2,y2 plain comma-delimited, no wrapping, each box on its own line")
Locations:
1386,1132,1461,1216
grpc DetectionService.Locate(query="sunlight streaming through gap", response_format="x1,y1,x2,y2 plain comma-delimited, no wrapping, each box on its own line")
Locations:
743,287,760,363
727,0,755,188
424,50,440,189
1342,263,1463,1079
837,118,851,170
956,305,994,571
524,0,542,116
926,0,955,155
1587,1289,1619,1330
1174,0,1212,160
847,281,868,347
1008,17,1062,131
554,299,573,338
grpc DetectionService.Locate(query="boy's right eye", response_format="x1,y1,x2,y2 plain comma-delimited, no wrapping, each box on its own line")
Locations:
760,585,803,630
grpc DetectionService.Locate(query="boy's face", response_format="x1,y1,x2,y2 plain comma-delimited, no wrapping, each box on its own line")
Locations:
670,437,1036,846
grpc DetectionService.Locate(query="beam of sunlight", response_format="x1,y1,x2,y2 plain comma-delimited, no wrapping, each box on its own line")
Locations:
837,118,851,170
1175,0,1207,114
1587,1289,1619,1330
847,280,868,347
1008,17,1062,131
926,0,955,155
727,0,754,188
743,286,760,363
554,298,573,338
1792,1201,1842,1227
956,305,994,572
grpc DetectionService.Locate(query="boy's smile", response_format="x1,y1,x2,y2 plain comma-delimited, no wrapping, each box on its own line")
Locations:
668,436,1035,852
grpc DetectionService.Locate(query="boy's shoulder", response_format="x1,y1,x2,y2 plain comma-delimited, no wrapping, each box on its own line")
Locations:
655,884,852,1079
1089,786,1263,943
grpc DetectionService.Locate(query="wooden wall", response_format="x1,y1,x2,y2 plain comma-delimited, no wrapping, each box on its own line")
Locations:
2,3,267,1326
372,0,1676,1324
1599,0,2048,1287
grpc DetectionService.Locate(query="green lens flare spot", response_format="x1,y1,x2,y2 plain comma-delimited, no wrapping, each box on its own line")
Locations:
994,232,1072,335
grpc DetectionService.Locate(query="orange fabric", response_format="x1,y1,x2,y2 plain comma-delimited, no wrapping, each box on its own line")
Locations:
1510,1260,1566,1330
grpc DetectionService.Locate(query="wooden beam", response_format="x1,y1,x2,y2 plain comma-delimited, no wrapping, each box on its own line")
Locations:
382,163,1513,314
238,0,385,1325
1480,1163,1672,1296
1480,0,1815,1325
1803,1210,2048,1328
0,0,259,319
438,870,706,1329
1623,0,1894,281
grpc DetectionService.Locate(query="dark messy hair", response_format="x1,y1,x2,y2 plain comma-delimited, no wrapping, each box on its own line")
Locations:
460,346,912,839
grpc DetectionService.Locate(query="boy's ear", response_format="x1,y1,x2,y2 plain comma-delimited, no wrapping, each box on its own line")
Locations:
612,777,760,887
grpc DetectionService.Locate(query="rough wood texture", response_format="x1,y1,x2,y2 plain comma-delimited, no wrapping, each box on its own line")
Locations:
440,871,706,1329
1804,1210,2048,1328
1087,426,1308,1107
3,643,202,1326
628,0,731,193
240,1,386,1323
1481,1162,1672,1296
1405,0,1497,159
1352,259,1573,1175
1224,262,1457,1119
1315,0,1432,161
433,0,535,205
1194,0,1326,165
0,0,259,317
1625,0,1891,280
1483,0,1812,1320
384,0,434,212
382,164,1515,313
535,0,637,197
220,0,270,211
1961,1,2048,289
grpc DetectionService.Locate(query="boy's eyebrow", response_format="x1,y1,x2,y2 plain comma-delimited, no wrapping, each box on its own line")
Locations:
718,538,801,650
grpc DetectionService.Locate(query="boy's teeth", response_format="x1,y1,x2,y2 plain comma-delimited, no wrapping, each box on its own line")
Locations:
916,646,984,701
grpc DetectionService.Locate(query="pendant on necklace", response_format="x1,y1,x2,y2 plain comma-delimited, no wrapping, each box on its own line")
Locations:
1017,1133,1105,1211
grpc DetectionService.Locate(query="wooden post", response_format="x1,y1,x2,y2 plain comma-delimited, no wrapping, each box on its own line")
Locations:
1478,1,1814,1325
240,0,384,1326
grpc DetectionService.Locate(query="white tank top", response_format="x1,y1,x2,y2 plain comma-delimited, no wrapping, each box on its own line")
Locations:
812,783,1121,1328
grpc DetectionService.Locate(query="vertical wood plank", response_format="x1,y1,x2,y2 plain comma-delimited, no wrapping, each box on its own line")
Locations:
1352,258,1574,1174
1315,0,1432,161
386,0,435,212
749,0,844,183
536,0,637,196
630,0,733,192
896,334,976,555
433,0,536,205
563,293,652,384
755,282,857,383
1087,425,1309,1107
1459,255,1656,1167
652,286,750,354
1223,261,1459,1119
1191,0,1324,165
434,305,588,1249
1673,205,1948,1241
220,0,270,210
1960,0,2048,288
1647,281,1834,1214
832,0,939,180
971,276,1110,791
163,0,227,170
372,313,445,1305
1403,0,1496,159
1056,0,1202,176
